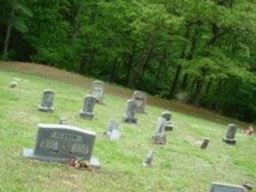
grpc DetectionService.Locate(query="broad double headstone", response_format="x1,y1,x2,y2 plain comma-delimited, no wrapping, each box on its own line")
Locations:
90,80,104,103
23,124,100,168
161,111,174,131
132,90,147,113
223,124,237,145
209,182,247,192
104,119,121,141
80,95,97,119
152,117,167,144
142,149,155,167
123,99,137,123
38,89,55,112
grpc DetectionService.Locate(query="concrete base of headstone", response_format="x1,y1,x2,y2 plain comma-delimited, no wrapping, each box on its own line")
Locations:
38,105,54,112
152,135,166,145
80,110,94,119
23,148,101,169
122,115,137,124
165,121,174,131
222,137,236,145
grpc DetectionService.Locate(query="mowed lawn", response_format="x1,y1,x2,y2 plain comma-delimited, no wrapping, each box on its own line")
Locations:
0,64,255,192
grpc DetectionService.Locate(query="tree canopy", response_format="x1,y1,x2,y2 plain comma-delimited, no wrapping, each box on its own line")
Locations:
1,0,256,122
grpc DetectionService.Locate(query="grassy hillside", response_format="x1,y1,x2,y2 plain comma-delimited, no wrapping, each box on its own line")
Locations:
0,63,255,192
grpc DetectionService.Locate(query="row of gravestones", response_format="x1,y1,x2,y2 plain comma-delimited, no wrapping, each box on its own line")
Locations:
22,80,249,191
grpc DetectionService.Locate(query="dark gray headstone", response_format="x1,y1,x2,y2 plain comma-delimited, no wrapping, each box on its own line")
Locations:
161,111,174,131
90,80,104,103
80,95,97,119
209,182,247,192
104,119,121,141
23,124,100,168
152,117,167,144
223,124,238,145
123,99,137,123
142,149,155,167
132,90,147,113
201,138,210,149
38,89,55,112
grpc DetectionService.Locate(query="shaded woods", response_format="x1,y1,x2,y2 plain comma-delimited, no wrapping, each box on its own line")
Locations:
1,0,256,121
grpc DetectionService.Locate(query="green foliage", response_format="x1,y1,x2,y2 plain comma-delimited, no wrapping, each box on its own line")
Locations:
0,0,256,121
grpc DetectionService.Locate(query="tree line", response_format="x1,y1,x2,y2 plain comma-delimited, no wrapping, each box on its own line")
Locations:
1,0,256,122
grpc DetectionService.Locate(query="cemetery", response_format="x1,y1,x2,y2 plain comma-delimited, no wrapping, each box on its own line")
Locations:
0,62,255,191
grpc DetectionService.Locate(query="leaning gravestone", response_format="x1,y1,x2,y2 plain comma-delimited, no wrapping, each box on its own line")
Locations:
123,99,137,123
161,111,174,131
152,117,167,144
142,149,155,167
90,80,104,103
104,119,121,141
23,124,100,168
209,182,247,192
201,138,210,149
132,90,147,113
223,124,238,145
38,89,55,112
80,95,97,119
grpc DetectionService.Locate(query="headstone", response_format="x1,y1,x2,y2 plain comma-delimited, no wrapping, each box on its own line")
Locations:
123,99,137,123
161,111,174,131
104,119,121,141
38,89,55,112
152,117,167,144
90,80,104,103
209,182,247,192
10,81,17,88
223,124,237,145
23,124,100,168
142,150,155,167
201,138,210,149
132,90,147,113
80,95,97,119
59,117,68,125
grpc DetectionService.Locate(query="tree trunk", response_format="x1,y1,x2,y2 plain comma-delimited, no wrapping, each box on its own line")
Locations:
109,57,118,82
3,9,15,58
154,48,167,89
168,22,193,98
71,2,83,42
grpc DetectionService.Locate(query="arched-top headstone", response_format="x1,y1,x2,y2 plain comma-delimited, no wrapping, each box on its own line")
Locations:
80,95,97,119
38,89,55,112
90,80,104,103
123,99,137,123
132,90,147,113
223,123,237,145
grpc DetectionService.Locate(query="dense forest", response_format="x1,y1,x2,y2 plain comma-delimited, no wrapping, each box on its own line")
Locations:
1,0,256,122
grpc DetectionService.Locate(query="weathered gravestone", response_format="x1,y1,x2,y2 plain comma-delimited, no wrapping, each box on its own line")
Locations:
223,124,238,145
80,95,97,119
10,81,18,88
161,111,174,131
142,149,155,167
152,117,167,144
132,90,147,113
23,124,100,168
209,182,247,192
201,138,210,149
90,80,104,103
123,99,137,123
38,89,55,112
104,119,121,141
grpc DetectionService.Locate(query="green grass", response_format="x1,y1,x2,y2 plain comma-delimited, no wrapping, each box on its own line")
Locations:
0,67,255,192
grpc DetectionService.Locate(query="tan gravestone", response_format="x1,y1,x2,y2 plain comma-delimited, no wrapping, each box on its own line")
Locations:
90,80,104,103
132,90,147,113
